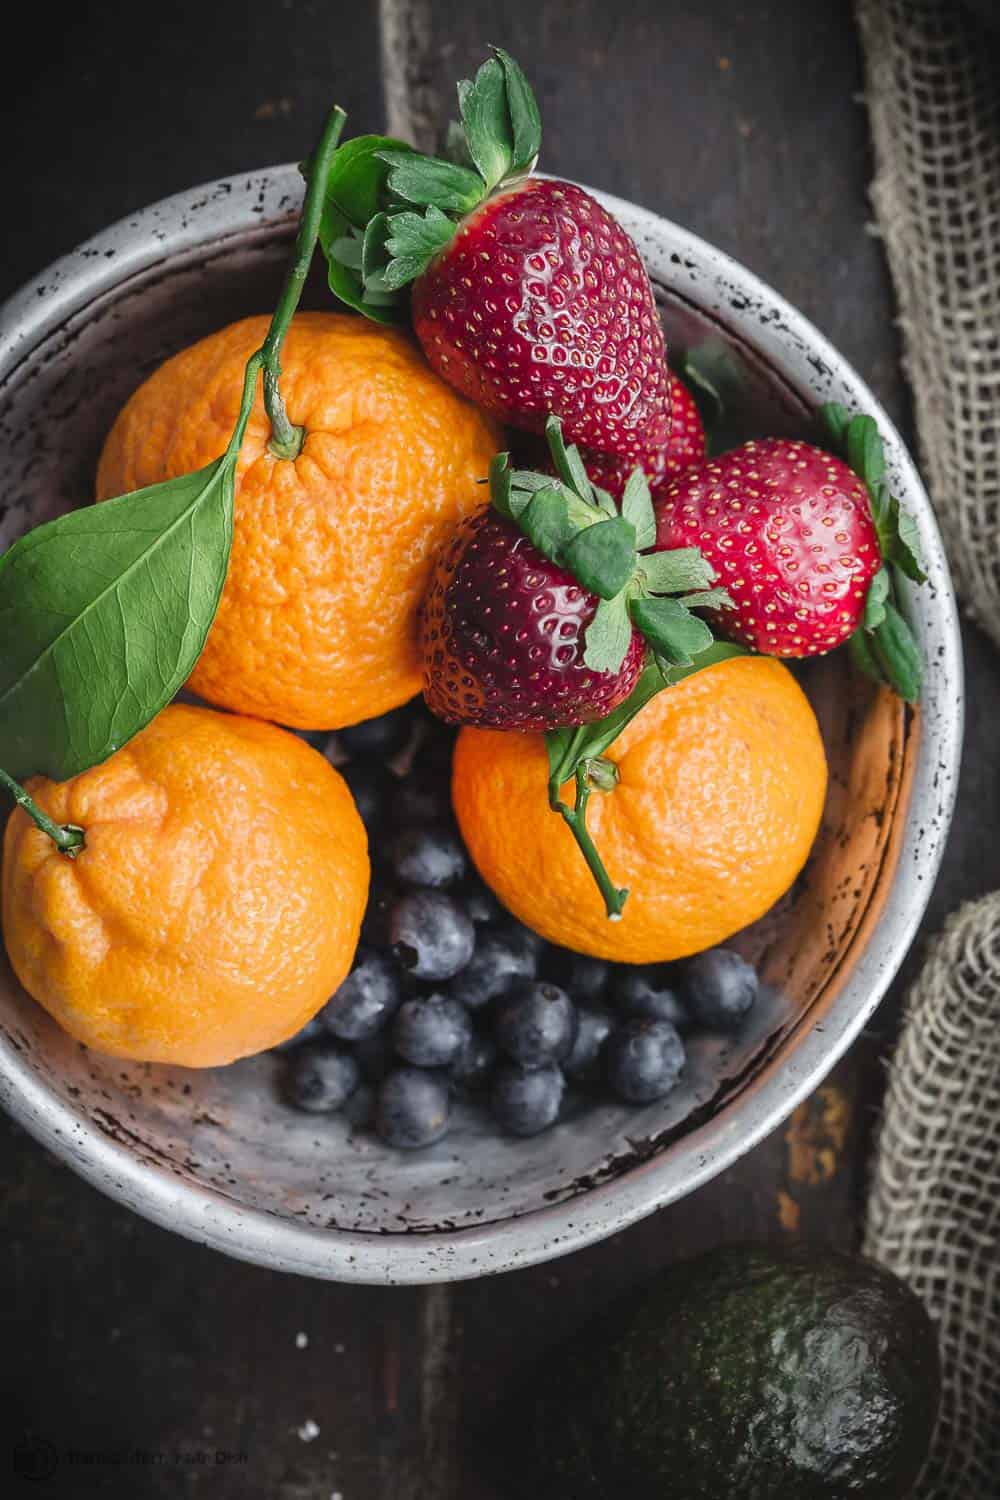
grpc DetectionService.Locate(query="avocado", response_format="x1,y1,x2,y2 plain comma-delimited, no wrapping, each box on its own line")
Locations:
526,1243,939,1499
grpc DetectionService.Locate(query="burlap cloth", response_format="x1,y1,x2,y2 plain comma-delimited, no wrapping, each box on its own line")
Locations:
855,2,1000,1494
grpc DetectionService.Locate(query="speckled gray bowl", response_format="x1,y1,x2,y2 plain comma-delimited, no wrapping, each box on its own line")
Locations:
0,167,962,1283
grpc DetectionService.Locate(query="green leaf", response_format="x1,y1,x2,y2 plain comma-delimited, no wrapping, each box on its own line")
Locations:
322,134,413,228
444,118,477,171
544,641,746,789
520,486,578,561
848,625,884,686
492,48,542,171
677,587,733,611
385,205,456,264
583,592,634,674
544,415,593,501
846,414,885,497
870,601,923,703
361,212,393,288
591,484,617,518
562,516,637,600
630,596,714,666
886,498,927,583
819,401,852,451
640,546,715,595
621,468,656,550
320,201,404,325
864,565,891,630
376,150,485,213
489,451,514,520
458,57,513,192
0,462,235,781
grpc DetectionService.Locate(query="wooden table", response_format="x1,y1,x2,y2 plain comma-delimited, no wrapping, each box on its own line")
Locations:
2,2,996,1495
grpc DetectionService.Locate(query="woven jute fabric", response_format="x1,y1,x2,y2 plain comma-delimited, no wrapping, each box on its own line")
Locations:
855,4,1000,1495
856,0,1000,648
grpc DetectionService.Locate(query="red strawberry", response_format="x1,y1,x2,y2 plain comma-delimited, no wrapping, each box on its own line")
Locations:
420,418,723,731
566,371,705,499
321,50,670,465
411,178,670,464
653,438,881,655
420,508,646,730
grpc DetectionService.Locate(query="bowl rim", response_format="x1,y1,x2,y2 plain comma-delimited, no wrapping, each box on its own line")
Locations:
0,165,964,1283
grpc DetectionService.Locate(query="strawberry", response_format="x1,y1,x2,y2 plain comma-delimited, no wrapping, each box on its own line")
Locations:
652,409,926,699
420,418,727,731
318,50,670,466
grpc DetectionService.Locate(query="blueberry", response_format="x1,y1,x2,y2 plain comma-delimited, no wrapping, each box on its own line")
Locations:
341,760,396,832
605,1018,686,1103
495,981,578,1068
495,918,546,965
376,1067,450,1149
549,949,611,1005
491,1063,565,1136
321,948,404,1041
449,1030,498,1092
339,704,414,761
682,949,759,1031
563,1005,614,1083
270,1014,325,1054
446,928,538,1009
611,968,688,1028
391,822,467,888
459,877,506,926
391,891,476,981
391,766,451,825
393,993,472,1068
284,1045,360,1112
360,873,399,948
353,1031,394,1084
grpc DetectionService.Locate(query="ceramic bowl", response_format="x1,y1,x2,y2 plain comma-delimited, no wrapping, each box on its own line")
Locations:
0,167,962,1283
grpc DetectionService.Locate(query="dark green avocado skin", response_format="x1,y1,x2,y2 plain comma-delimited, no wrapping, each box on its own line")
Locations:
528,1244,940,1500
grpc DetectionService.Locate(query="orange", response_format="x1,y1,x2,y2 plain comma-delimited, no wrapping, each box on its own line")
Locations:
1,704,369,1066
96,313,501,729
452,656,827,963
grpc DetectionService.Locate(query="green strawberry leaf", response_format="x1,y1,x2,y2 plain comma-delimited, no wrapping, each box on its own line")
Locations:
375,150,485,213
458,56,513,192
870,601,923,703
886,497,927,583
321,203,404,324
543,415,593,502
677,587,733,611
848,625,884,685
562,516,637,600
321,134,413,227
819,401,852,450
630,596,714,666
493,48,542,171
489,451,514,520
583,591,633,674
621,468,656,550
864,565,891,630
520,486,578,561
640,547,715,595
385,206,456,265
846,414,885,496
361,212,393,288
591,483,617,518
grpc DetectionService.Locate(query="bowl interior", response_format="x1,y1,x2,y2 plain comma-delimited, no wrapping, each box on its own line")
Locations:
0,209,913,1245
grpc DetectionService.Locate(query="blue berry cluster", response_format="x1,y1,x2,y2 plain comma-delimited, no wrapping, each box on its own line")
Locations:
276,704,760,1149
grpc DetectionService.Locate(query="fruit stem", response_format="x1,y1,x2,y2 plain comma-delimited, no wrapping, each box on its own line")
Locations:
550,764,629,920
260,105,347,461
0,768,84,857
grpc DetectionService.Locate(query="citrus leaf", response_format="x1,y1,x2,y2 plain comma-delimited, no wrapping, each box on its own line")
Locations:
583,592,633,674
493,48,542,171
562,516,637,600
640,546,715,595
621,468,656,550
375,150,485,213
0,461,235,781
630,596,714,666
458,56,513,192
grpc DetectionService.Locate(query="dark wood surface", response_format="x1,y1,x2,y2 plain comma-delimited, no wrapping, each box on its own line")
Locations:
2,2,998,1496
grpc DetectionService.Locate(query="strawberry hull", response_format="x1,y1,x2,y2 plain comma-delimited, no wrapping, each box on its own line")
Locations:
420,508,646,730
411,179,672,465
